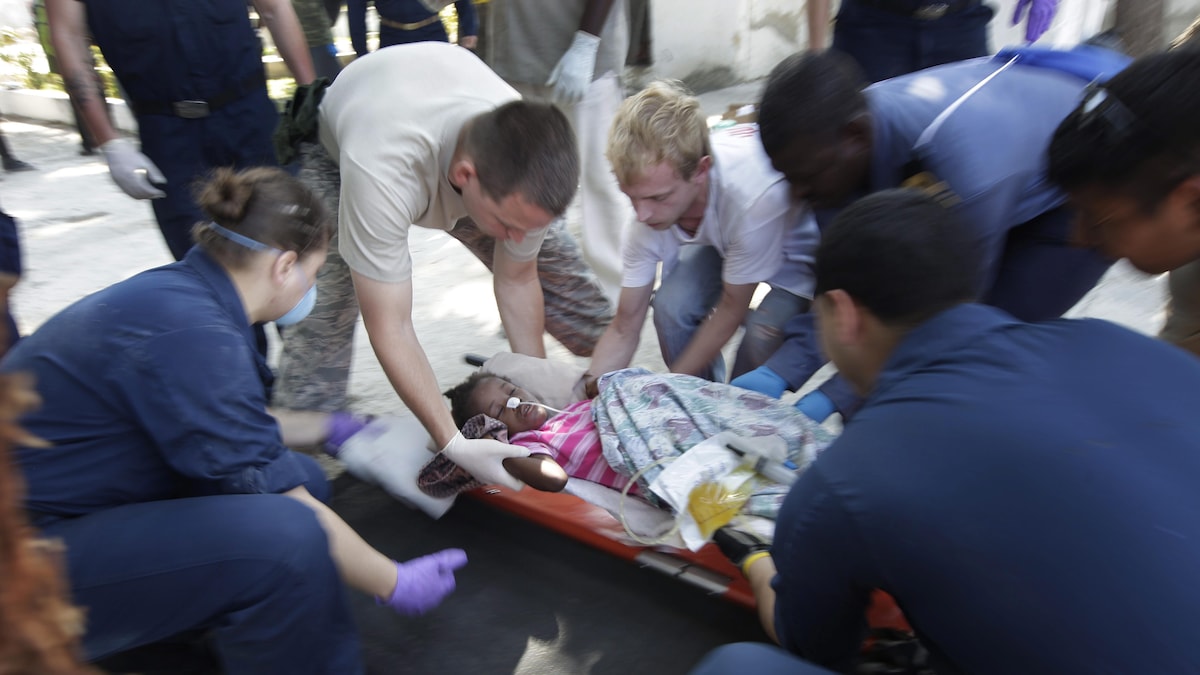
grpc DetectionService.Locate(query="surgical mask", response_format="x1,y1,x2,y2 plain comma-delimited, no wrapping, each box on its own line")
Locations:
275,269,317,326
206,221,317,326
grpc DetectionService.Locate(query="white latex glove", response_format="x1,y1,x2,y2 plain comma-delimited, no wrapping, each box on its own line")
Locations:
441,431,528,491
546,30,600,104
99,138,167,200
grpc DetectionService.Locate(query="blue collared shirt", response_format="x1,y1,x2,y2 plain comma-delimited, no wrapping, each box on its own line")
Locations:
763,46,1131,400
5,248,310,526
771,304,1200,673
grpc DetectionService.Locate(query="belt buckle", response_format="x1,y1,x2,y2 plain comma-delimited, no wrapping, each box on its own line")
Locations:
914,2,949,19
172,100,210,119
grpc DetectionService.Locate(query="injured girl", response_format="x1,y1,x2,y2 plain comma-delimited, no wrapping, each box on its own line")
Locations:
435,368,832,523
441,371,636,494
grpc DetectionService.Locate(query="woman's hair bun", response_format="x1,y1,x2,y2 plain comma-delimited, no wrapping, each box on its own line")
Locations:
197,167,255,223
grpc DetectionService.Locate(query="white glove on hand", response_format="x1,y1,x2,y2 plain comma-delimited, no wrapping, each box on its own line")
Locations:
546,30,601,104
99,138,167,200
441,431,528,491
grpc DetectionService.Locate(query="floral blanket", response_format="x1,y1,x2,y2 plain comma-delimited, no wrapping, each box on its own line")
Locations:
594,369,832,519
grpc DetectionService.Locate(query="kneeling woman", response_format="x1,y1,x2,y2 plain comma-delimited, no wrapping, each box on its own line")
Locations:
3,168,464,674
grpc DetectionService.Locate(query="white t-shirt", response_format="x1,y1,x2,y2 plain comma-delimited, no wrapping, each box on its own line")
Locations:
319,42,546,283
621,127,819,298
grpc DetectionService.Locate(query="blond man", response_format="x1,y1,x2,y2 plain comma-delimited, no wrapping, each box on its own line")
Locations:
585,81,819,386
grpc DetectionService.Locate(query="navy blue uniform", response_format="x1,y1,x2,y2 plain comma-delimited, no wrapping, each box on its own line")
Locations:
83,0,280,260
833,0,994,83
349,0,478,56
4,248,361,673
771,305,1200,673
0,205,21,351
765,47,1131,414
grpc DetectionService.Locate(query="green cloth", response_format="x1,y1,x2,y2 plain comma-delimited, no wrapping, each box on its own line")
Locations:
272,77,331,165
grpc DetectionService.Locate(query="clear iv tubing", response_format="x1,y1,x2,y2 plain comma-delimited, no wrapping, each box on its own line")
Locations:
505,396,570,416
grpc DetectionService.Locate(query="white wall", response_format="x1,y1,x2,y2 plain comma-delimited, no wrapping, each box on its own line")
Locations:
648,0,810,89
1167,0,1200,40
0,0,33,33
987,0,1114,48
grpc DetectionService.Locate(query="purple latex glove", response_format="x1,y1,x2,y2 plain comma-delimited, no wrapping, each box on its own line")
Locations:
1011,0,1059,43
377,549,468,616
324,412,371,457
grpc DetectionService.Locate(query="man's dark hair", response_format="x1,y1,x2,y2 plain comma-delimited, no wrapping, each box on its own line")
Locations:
463,101,579,217
814,189,981,326
1047,49,1200,210
758,50,869,158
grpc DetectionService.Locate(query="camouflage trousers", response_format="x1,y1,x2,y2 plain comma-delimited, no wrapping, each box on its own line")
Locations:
272,142,614,412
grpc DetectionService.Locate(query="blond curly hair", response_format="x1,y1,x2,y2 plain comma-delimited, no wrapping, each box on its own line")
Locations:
606,80,711,186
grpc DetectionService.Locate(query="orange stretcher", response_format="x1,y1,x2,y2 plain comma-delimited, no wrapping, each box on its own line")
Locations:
466,483,909,630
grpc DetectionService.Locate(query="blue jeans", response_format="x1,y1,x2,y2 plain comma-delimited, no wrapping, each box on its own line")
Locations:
652,245,810,382
833,0,994,82
42,453,363,674
689,643,836,675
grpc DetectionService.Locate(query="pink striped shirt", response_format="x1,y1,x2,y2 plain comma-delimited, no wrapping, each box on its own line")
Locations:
509,400,640,496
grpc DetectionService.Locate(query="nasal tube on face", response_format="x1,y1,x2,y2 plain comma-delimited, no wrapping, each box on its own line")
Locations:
505,397,569,415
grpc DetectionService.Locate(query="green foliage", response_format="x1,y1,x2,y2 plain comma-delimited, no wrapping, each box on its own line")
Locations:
440,5,460,43
0,29,21,49
90,46,121,99
268,77,297,110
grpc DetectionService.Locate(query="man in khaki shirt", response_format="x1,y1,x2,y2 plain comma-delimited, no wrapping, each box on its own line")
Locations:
277,43,603,489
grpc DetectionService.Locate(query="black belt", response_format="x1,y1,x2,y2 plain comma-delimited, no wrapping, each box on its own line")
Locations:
854,0,981,20
130,71,266,119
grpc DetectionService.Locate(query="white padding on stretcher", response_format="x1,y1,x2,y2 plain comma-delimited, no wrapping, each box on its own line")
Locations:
337,416,456,519
483,352,587,410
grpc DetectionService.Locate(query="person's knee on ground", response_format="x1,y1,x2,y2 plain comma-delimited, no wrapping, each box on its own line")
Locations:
650,247,726,381
651,287,725,382
732,290,810,379
59,496,359,673
206,496,359,672
732,313,784,379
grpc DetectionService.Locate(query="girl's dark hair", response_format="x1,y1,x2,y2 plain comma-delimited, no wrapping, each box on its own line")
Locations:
443,372,513,428
191,167,333,266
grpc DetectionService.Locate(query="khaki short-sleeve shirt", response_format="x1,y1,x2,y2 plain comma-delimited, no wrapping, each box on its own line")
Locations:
318,42,544,283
